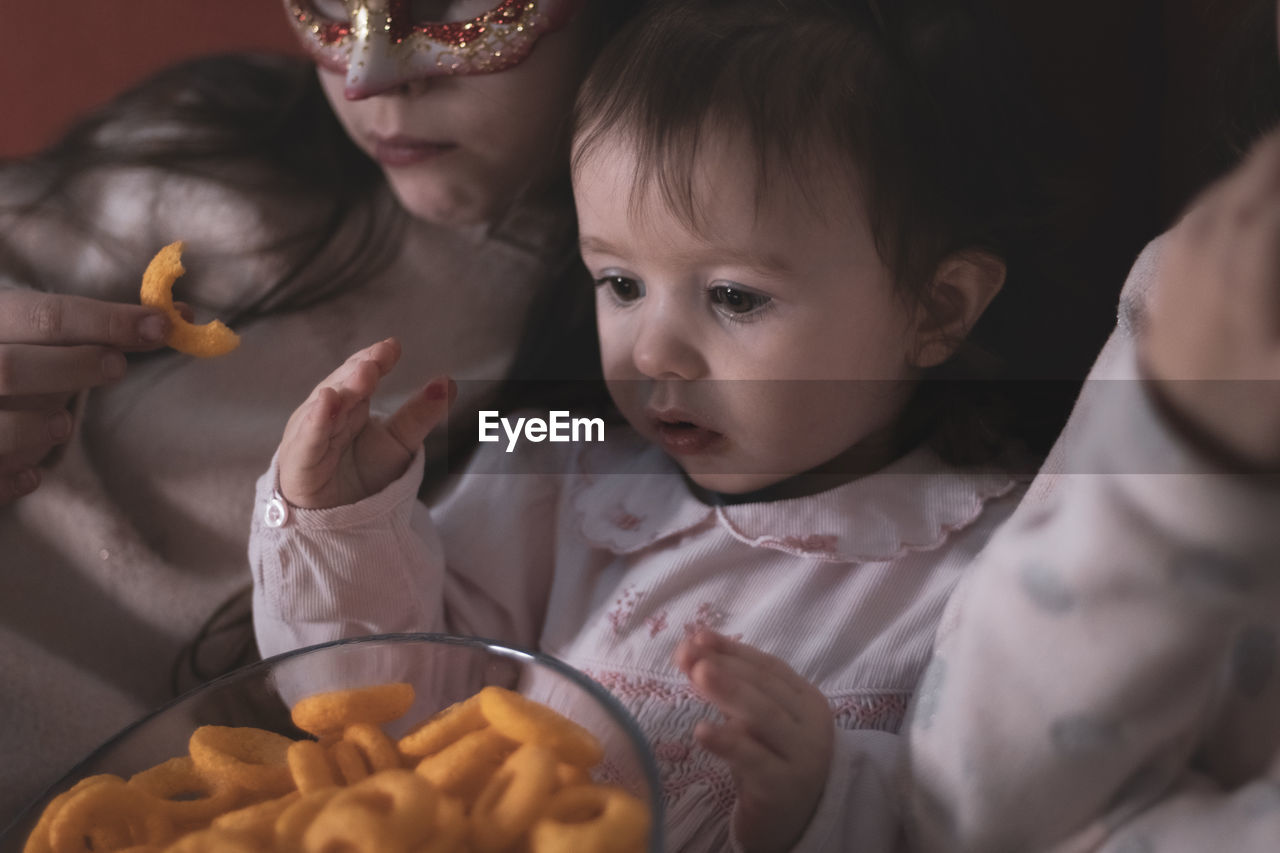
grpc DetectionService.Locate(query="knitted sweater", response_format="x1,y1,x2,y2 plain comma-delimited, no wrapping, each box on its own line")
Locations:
0,142,573,824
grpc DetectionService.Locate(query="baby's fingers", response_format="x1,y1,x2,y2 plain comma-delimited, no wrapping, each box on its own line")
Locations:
307,338,401,405
383,377,455,454
685,659,799,757
278,387,346,507
695,718,777,773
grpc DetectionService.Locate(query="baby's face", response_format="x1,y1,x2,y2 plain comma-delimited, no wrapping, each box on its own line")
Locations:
574,134,921,494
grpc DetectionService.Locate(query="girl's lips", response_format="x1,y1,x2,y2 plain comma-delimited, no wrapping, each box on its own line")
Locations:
370,136,457,167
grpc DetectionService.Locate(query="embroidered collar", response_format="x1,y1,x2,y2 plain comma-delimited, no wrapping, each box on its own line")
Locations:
570,430,1022,563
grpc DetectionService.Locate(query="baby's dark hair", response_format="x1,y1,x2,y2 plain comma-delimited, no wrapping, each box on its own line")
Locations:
573,0,1078,468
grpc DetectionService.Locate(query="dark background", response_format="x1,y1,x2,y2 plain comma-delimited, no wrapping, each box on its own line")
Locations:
0,0,1266,348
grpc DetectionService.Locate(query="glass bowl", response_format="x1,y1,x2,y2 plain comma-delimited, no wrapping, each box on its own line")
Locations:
0,632,663,852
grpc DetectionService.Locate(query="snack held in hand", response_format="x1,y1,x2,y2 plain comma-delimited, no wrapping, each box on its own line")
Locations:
139,240,240,358
22,682,649,853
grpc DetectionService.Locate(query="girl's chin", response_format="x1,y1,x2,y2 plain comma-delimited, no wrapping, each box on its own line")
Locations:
385,170,494,226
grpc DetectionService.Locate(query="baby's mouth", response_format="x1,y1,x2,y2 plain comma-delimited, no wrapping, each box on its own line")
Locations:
648,411,725,456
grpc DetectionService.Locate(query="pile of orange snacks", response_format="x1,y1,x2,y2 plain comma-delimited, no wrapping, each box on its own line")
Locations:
23,683,651,853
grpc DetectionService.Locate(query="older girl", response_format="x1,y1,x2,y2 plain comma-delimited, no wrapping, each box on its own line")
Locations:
0,0,644,824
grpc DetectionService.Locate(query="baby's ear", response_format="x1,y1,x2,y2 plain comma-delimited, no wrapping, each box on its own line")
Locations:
911,251,1006,368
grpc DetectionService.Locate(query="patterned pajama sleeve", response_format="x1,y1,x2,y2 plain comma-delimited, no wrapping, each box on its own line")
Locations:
905,355,1280,853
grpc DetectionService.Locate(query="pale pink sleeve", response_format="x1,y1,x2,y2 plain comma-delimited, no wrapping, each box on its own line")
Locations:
250,441,563,660
250,450,447,659
906,350,1280,852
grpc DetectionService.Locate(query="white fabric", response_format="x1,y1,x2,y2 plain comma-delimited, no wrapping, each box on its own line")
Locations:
906,237,1280,852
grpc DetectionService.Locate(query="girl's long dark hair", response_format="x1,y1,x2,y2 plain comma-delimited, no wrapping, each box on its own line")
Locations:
2,53,404,327
101,3,645,692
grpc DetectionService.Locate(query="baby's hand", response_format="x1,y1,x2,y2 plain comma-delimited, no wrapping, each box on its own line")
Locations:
277,338,452,509
1142,128,1280,470
675,629,833,853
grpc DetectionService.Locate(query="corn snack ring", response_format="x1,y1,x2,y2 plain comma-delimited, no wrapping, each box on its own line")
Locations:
529,785,651,853
415,796,467,853
396,693,486,758
209,791,299,846
48,776,173,853
188,725,294,796
469,743,558,853
138,241,239,358
302,771,436,853
342,722,402,773
333,770,436,839
274,788,340,850
286,740,339,794
328,739,371,785
22,776,118,853
555,762,591,788
127,757,242,828
478,686,604,768
413,727,515,802
160,827,260,853
301,806,401,853
290,682,415,737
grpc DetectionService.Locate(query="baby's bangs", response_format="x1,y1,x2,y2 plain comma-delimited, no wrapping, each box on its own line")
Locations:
572,3,874,233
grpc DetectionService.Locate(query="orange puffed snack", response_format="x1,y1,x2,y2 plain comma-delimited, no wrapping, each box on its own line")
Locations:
139,241,240,358
22,683,650,853
289,681,415,737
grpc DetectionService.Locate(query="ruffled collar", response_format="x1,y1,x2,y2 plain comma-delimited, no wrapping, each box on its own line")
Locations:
570,430,1022,563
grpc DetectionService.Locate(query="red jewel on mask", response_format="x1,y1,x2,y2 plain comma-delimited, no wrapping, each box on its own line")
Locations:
284,0,580,86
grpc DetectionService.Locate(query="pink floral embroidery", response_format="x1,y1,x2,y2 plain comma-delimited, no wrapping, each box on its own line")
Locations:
761,533,839,554
683,601,727,636
585,670,701,704
645,611,668,637
830,693,911,732
653,739,691,763
611,508,643,530
605,585,645,634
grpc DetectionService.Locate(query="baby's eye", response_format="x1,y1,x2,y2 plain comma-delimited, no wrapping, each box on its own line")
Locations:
709,283,771,316
596,275,644,303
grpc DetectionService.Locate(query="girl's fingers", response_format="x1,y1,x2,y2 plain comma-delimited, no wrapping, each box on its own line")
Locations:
0,343,128,396
383,377,455,454
0,408,67,468
0,467,40,504
0,290,169,350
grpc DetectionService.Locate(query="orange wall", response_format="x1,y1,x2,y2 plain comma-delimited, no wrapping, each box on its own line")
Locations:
1,1,301,158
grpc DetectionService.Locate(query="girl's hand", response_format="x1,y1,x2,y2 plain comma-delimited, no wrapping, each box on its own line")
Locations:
277,338,453,509
0,289,172,505
1142,127,1280,470
675,629,834,853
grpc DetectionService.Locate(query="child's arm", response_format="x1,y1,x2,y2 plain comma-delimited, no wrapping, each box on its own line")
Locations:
905,129,1280,852
248,338,560,659
248,337,450,656
676,630,902,853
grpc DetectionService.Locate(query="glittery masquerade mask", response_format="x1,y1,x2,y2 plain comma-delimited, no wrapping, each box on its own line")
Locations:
283,0,580,97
